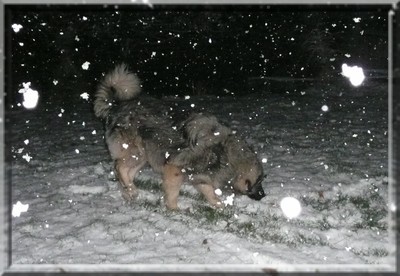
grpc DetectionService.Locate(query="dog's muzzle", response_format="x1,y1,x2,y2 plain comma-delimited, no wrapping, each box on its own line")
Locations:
247,181,266,201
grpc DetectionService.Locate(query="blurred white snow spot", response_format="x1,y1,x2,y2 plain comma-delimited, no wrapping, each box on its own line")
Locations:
321,105,329,112
80,92,89,100
53,80,58,85
214,132,220,136
75,149,80,154
223,193,235,206
22,153,32,162
280,197,302,219
184,95,190,100
19,42,24,46
215,189,222,196
165,151,170,159
81,61,90,70
12,201,29,217
92,130,96,135
122,143,129,149
18,82,39,109
262,158,268,163
24,139,29,145
341,63,365,86
353,17,361,23
12,23,23,33
82,16,88,21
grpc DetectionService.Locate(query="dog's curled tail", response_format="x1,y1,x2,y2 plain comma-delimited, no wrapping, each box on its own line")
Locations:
94,64,141,119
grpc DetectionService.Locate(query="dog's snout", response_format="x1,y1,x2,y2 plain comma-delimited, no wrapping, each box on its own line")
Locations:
247,184,266,201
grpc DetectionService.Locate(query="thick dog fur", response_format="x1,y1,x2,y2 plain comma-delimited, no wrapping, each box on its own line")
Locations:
94,64,265,209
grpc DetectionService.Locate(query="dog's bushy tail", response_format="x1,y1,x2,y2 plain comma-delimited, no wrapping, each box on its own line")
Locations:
94,64,141,119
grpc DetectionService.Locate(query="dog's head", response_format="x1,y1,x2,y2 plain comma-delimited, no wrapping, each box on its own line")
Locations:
233,172,266,201
223,135,266,201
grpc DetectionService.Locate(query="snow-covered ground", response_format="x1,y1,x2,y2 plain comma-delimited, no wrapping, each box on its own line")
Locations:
8,79,395,272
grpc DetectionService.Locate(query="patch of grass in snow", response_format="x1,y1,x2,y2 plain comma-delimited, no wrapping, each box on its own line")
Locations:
135,178,162,191
140,198,162,210
233,222,257,237
302,193,387,231
317,217,333,231
259,231,297,247
352,248,389,258
296,233,329,247
194,205,232,223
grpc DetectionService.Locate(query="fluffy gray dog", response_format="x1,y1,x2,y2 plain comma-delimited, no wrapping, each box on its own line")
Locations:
94,64,265,209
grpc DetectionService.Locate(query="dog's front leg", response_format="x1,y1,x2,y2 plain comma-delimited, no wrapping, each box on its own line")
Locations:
162,164,183,210
195,183,223,209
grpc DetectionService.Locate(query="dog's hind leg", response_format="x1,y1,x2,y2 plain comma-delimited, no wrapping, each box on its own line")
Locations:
162,164,184,210
115,158,145,202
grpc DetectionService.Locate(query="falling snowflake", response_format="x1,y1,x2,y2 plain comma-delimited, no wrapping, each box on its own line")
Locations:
12,201,29,217
18,82,39,109
81,61,90,70
223,193,235,206
22,153,32,162
80,92,89,100
280,197,302,219
12,23,23,33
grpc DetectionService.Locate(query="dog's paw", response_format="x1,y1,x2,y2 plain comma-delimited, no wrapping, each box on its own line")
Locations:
121,188,139,202
212,201,224,209
165,202,179,211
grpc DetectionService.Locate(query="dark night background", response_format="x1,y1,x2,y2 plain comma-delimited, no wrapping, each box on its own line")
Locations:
4,4,390,108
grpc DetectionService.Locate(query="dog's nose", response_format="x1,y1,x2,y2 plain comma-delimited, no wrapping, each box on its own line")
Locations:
247,184,266,201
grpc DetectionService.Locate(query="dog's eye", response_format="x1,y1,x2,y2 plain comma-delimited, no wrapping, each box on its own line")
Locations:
210,126,217,133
